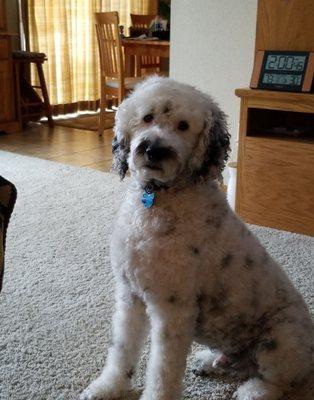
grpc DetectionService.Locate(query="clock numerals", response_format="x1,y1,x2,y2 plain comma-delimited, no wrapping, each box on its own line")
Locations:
265,54,306,72
262,73,302,86
263,73,273,83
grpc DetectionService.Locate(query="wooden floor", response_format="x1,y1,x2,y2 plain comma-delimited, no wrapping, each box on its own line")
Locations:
0,123,114,172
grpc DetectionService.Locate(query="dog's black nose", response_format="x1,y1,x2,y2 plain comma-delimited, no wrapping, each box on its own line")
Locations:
146,145,173,162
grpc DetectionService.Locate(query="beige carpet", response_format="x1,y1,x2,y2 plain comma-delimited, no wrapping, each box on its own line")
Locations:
54,112,115,131
0,151,313,400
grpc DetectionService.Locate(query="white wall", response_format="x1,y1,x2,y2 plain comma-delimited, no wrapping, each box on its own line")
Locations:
170,0,258,182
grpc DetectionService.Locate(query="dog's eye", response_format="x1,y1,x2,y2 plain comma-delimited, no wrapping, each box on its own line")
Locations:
177,121,189,131
143,114,154,123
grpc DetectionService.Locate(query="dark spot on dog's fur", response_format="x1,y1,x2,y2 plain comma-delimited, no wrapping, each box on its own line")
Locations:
275,288,288,303
196,287,229,337
206,206,228,229
196,292,207,329
126,367,135,379
206,216,222,229
250,279,260,309
221,253,233,268
244,255,254,269
208,291,229,314
192,247,200,255
164,224,176,235
240,225,251,237
261,339,277,351
121,272,128,284
211,203,218,209
168,295,177,303
162,329,170,340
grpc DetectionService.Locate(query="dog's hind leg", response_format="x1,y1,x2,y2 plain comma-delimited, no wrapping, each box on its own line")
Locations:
235,318,313,400
80,285,148,400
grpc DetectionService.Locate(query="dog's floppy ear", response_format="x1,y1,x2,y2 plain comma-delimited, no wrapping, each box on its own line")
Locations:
206,106,231,181
192,104,230,182
112,96,133,179
112,136,129,180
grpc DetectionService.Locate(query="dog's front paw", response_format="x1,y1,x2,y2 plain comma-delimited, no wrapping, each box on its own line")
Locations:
79,376,128,400
193,349,228,377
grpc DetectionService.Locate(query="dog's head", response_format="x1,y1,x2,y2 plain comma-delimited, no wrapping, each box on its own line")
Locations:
113,76,230,188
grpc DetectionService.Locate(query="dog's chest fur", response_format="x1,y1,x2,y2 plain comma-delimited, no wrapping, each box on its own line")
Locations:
111,182,227,293
110,181,308,352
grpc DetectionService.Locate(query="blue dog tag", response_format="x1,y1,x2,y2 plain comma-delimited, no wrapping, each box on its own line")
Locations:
141,191,156,208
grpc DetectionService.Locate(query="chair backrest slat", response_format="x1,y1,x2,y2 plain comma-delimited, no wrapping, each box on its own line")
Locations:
94,12,124,85
130,14,155,29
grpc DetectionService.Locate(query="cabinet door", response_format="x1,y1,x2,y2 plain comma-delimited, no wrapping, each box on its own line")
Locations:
0,60,14,121
237,136,314,236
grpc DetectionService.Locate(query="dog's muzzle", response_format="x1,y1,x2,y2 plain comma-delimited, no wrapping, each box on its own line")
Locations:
136,139,176,168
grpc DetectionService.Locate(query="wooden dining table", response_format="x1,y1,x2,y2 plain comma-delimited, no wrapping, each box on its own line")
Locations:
122,38,170,76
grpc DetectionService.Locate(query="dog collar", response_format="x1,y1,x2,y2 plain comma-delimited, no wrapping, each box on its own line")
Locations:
141,191,156,208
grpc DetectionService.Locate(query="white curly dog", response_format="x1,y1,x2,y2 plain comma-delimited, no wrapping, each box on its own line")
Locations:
80,77,313,400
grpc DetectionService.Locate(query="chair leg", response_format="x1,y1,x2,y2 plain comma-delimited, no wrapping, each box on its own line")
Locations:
36,62,54,128
98,85,108,137
13,61,22,131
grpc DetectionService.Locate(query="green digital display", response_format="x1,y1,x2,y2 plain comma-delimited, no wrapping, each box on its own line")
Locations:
265,54,306,72
258,51,309,92
262,73,303,86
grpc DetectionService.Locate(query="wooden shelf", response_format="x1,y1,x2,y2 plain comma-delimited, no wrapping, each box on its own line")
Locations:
236,88,314,103
236,88,314,113
235,87,314,235
246,134,314,145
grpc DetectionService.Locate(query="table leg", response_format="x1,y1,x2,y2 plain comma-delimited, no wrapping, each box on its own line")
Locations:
125,53,136,77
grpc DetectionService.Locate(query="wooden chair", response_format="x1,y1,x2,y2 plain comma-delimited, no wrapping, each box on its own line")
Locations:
130,14,155,30
130,13,161,75
13,51,54,128
94,12,142,136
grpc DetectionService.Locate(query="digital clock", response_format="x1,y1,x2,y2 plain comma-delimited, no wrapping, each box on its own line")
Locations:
250,51,314,92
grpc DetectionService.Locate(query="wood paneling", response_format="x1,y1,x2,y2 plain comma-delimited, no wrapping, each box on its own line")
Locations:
255,0,314,52
0,36,9,57
0,60,14,121
0,0,19,133
0,0,6,31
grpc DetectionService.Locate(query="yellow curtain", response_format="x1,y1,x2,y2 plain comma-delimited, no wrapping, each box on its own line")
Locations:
28,0,157,115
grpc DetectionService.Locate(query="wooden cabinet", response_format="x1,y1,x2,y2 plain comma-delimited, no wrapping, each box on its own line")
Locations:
0,0,6,31
0,60,14,121
235,1,314,236
235,89,314,236
0,0,19,133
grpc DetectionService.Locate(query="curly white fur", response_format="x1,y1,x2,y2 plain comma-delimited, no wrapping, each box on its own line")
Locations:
80,77,313,400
